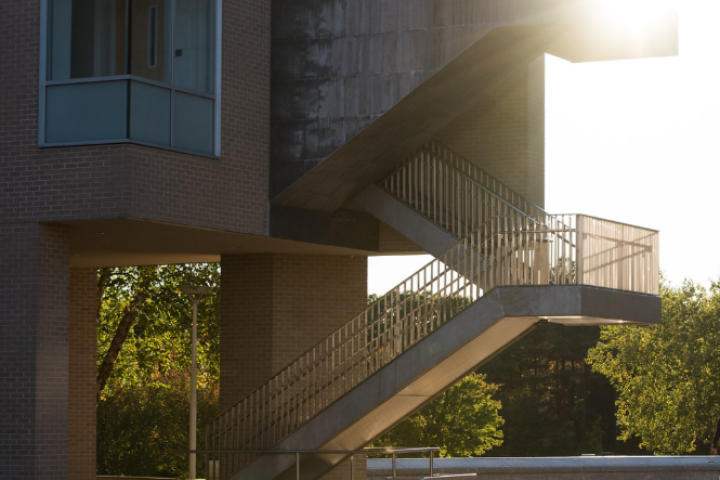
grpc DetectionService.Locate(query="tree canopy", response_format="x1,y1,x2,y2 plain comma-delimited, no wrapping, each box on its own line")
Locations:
478,323,619,456
98,264,220,395
587,280,720,455
373,373,504,457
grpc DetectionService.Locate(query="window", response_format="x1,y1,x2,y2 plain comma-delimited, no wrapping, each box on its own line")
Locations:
148,6,158,68
40,0,221,156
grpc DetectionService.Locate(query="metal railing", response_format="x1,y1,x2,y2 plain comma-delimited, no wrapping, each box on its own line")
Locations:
577,215,659,296
381,141,548,239
206,211,658,480
193,446,475,480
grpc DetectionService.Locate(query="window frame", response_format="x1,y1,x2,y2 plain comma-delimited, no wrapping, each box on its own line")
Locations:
38,0,223,158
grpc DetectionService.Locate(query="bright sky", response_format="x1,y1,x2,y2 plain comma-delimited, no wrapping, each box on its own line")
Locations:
369,0,719,295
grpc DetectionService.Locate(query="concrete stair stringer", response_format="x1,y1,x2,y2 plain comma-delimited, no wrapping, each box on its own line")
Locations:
233,286,660,480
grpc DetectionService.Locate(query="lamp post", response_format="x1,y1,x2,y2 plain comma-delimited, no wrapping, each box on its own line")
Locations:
180,285,212,480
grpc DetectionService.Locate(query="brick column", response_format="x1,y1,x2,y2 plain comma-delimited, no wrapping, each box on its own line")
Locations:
0,223,70,480
69,268,97,480
220,253,368,480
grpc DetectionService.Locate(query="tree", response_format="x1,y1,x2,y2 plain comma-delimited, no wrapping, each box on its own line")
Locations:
97,264,220,397
478,323,619,456
97,263,221,477
587,280,720,455
97,375,219,477
373,373,504,457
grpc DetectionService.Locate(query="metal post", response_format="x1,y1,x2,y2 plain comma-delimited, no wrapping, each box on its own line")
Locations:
350,454,354,480
189,297,198,480
576,215,584,285
392,453,396,478
429,450,433,477
296,452,300,480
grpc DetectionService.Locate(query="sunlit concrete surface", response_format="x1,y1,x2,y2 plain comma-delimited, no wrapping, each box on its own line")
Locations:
368,456,720,480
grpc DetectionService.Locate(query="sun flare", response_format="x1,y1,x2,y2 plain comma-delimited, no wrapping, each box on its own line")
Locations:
600,0,673,32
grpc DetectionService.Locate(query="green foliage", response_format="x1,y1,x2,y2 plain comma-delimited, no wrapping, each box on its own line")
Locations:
97,263,221,477
478,324,620,456
373,374,504,457
98,264,220,395
97,375,219,477
587,280,720,455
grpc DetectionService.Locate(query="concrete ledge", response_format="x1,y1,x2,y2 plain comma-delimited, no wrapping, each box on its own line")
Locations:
368,457,720,480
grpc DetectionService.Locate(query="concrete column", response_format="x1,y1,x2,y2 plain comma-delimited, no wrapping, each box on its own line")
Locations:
220,253,368,480
434,55,546,208
68,268,97,480
0,223,70,480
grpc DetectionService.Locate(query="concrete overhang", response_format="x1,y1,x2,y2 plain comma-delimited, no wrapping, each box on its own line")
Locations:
271,2,677,213
60,218,382,268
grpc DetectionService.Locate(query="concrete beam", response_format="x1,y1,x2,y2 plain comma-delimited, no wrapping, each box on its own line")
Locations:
347,185,457,257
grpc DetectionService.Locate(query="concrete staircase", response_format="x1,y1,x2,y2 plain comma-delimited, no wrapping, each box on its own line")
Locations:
207,144,660,480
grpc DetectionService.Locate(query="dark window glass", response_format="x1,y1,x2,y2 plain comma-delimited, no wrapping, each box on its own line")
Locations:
48,0,127,80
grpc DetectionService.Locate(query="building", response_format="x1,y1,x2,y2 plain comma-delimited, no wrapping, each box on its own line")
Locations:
0,1,677,480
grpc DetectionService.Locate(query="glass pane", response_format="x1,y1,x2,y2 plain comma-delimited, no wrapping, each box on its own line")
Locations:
48,0,127,80
173,91,213,154
129,0,171,83
46,81,128,143
129,81,171,146
174,0,215,94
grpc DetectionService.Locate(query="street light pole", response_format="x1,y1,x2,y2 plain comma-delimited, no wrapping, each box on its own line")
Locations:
189,295,198,480
180,285,212,480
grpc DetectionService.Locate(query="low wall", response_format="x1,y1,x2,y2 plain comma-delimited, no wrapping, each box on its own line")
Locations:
368,456,720,480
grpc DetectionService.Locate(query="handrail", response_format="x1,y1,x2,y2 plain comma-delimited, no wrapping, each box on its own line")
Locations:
426,140,547,219
192,446,457,480
380,141,550,240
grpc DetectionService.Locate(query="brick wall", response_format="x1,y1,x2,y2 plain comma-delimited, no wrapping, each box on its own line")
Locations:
0,0,270,235
220,253,368,480
0,222,70,480
434,55,546,208
69,268,98,480
378,222,424,254
220,253,368,406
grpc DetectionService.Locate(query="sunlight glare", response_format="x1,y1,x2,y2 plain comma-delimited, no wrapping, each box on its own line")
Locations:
600,0,672,33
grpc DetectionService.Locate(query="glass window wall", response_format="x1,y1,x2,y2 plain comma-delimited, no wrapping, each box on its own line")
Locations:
42,0,219,156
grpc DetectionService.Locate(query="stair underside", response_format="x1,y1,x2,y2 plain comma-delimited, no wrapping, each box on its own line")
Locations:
235,285,660,480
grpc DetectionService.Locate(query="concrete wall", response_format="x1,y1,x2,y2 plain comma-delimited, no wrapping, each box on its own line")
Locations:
219,253,369,480
368,457,720,480
0,0,271,235
270,0,564,198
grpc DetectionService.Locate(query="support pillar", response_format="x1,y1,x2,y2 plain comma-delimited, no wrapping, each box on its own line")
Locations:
0,222,70,480
220,253,368,480
68,268,97,480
